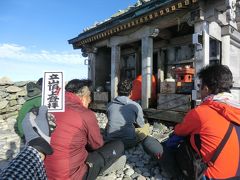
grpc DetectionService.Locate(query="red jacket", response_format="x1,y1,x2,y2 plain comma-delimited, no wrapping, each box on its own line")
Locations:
45,92,104,180
130,75,156,101
175,98,240,179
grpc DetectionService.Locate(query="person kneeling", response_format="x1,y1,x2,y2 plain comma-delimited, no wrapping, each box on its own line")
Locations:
104,79,150,149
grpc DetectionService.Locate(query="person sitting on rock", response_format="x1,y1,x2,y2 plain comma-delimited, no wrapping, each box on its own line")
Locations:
147,64,240,179
104,79,150,149
44,79,126,180
0,106,55,179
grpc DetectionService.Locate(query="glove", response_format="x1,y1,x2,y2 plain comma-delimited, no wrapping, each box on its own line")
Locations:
22,105,56,155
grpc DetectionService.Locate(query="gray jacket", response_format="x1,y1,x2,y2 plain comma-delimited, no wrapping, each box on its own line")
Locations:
104,96,145,144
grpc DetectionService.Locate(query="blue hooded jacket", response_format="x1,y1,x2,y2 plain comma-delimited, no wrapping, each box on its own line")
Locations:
105,96,145,144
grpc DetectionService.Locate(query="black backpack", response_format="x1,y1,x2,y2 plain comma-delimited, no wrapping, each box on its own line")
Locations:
176,123,233,180
176,138,207,180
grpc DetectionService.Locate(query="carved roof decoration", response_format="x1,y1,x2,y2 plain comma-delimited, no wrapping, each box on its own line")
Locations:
69,0,198,48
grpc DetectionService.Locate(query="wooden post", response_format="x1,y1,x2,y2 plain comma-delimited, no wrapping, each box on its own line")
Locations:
88,52,96,89
194,21,210,74
221,33,231,67
111,45,121,100
141,36,153,109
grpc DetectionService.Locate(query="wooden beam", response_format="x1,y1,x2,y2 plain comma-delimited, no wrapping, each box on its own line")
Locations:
143,108,185,123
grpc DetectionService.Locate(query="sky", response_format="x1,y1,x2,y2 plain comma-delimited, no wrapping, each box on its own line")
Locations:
0,0,136,82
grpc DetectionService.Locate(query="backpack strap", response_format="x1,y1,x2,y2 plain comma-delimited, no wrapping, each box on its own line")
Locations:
208,123,233,166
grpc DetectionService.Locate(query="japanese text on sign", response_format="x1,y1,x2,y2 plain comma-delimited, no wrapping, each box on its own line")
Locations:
42,72,65,112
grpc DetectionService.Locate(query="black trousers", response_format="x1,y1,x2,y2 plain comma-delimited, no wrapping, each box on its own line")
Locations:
84,140,124,180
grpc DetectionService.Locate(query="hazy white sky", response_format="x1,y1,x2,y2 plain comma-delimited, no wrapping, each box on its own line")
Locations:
0,0,136,81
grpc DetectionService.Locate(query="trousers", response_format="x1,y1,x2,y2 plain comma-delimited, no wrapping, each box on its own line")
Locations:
84,140,124,180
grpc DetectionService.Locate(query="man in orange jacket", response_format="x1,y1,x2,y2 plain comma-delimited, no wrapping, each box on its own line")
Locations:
172,64,240,179
130,74,157,106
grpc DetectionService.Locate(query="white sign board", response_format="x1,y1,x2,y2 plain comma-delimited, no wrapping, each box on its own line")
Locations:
42,72,65,112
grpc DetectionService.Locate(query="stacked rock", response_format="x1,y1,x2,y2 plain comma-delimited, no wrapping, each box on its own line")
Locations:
0,77,27,169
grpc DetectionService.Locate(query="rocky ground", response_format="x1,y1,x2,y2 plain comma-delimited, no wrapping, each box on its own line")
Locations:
96,113,174,180
0,112,174,180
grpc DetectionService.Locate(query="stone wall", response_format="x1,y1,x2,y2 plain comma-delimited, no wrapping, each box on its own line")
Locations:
0,77,29,169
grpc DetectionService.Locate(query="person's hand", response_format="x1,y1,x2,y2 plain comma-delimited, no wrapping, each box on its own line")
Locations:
22,105,56,155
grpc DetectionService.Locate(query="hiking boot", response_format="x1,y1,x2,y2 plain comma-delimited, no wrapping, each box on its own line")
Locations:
142,136,163,160
100,155,126,176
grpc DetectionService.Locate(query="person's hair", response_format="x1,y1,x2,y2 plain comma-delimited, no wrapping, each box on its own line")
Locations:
198,64,233,94
117,79,132,96
65,79,92,97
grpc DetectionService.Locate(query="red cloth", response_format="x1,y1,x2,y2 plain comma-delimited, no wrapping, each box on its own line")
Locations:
45,92,104,180
174,99,240,179
130,75,156,101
